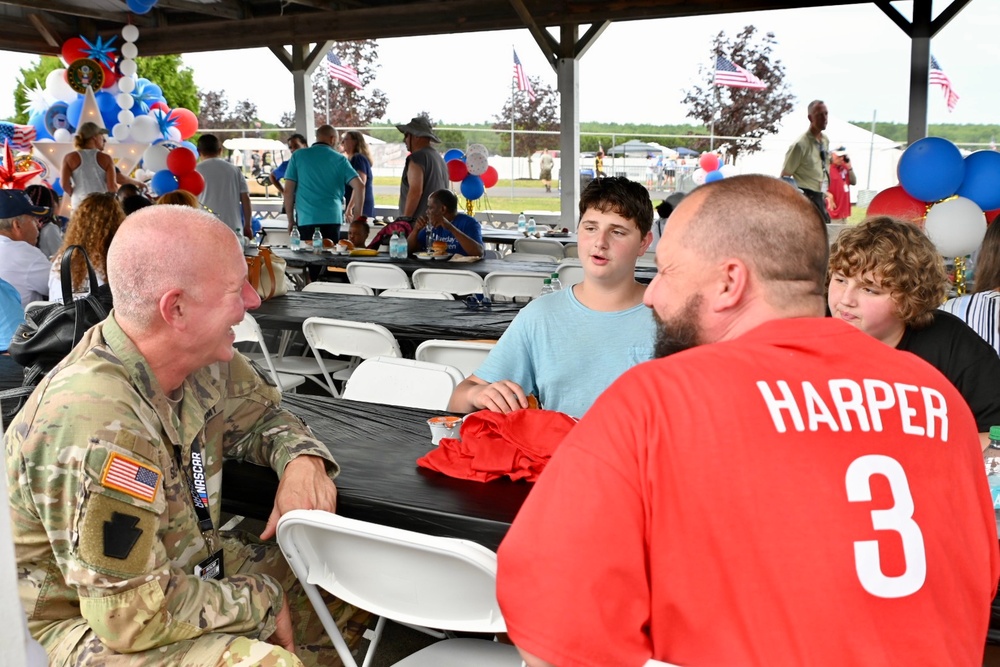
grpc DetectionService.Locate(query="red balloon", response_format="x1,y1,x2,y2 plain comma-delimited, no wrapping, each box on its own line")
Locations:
866,185,928,223
447,159,469,182
60,37,88,66
699,153,721,172
167,147,197,175
150,101,170,114
481,165,499,188
176,170,205,196
985,208,1000,225
99,63,117,89
169,108,199,140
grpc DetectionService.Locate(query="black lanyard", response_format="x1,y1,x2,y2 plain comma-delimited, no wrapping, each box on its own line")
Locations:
175,440,214,533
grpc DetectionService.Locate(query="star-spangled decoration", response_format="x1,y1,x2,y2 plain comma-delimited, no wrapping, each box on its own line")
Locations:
151,108,177,139
0,140,42,189
130,79,164,115
80,35,118,70
19,81,51,117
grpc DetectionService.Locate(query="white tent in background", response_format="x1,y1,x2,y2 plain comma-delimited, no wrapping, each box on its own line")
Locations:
733,113,903,203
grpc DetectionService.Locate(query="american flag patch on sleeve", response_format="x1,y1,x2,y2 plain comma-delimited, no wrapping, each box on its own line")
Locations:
101,452,161,503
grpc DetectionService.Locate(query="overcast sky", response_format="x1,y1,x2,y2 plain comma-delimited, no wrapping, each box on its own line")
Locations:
1,2,996,129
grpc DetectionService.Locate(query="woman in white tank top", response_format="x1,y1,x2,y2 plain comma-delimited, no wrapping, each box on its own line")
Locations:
60,121,117,209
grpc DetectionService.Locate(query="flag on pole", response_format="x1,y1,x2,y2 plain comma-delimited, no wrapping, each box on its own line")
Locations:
713,55,767,90
513,50,537,102
930,55,959,112
325,51,362,89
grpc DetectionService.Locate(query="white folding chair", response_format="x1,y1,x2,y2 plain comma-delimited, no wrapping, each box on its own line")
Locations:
484,271,549,302
415,339,495,379
379,288,454,300
302,317,402,396
513,237,565,259
502,252,558,264
277,510,521,667
342,356,463,410
232,313,306,393
556,262,585,288
346,262,411,291
564,243,579,258
411,268,485,296
303,282,375,296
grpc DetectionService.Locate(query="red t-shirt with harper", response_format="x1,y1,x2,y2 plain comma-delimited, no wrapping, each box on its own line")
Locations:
497,318,999,667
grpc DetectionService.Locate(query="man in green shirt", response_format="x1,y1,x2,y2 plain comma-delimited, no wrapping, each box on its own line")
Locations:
781,100,831,224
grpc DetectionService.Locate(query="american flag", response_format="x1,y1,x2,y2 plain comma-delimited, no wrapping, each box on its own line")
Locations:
101,453,161,503
930,55,959,112
714,55,767,90
513,50,537,102
325,51,362,90
0,122,36,151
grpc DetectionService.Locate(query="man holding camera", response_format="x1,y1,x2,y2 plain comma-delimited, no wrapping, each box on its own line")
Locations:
827,146,856,221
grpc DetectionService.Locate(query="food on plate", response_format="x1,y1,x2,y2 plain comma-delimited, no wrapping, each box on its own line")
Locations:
322,238,335,248
525,394,540,410
561,227,569,233
338,240,355,250
432,240,449,255
349,248,379,256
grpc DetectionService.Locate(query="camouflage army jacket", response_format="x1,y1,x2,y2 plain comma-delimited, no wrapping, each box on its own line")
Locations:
5,314,338,655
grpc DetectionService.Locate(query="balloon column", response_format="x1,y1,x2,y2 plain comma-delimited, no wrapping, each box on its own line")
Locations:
692,152,724,185
149,146,203,197
444,144,499,212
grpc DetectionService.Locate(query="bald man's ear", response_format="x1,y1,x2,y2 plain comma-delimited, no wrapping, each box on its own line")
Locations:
158,288,186,331
711,258,750,312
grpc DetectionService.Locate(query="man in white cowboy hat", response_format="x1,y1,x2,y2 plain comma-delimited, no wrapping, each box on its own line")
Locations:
395,116,448,223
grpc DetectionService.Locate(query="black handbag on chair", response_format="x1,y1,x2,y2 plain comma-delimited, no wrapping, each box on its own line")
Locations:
1,245,111,421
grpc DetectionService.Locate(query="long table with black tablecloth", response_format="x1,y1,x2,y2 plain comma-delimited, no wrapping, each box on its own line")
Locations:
251,291,522,341
221,394,531,550
480,229,578,247
270,247,657,282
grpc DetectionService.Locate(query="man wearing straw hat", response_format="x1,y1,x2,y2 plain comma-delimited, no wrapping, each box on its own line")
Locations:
395,116,448,223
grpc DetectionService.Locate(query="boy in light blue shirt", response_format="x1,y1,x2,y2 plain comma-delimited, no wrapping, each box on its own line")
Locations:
449,177,655,418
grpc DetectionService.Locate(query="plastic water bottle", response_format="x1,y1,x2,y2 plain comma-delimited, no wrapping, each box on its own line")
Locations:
538,278,554,297
550,272,562,291
389,232,398,258
312,228,323,254
290,226,301,251
527,217,537,235
517,212,526,234
391,232,405,259
988,426,1000,511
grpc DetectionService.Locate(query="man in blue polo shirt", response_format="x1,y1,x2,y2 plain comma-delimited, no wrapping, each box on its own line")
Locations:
268,133,307,197
283,125,365,241
406,189,484,256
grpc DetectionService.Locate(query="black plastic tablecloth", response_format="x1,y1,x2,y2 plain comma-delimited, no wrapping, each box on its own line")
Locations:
251,291,522,341
222,395,531,550
0,356,24,392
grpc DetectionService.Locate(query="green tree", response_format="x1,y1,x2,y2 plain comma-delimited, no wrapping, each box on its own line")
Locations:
491,76,559,177
312,40,389,127
683,26,794,163
12,56,62,124
135,55,199,113
198,90,230,130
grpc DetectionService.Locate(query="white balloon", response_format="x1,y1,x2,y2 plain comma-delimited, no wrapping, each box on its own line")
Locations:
466,143,488,157
45,69,77,103
719,164,738,178
121,43,138,60
111,123,131,141
692,168,707,186
118,109,135,125
53,128,72,142
119,59,137,78
465,152,489,176
143,144,170,172
117,92,134,110
118,76,135,94
924,196,987,258
121,24,140,43
130,115,162,143
167,127,182,142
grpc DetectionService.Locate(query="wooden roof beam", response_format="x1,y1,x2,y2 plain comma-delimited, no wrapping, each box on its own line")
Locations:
27,12,63,48
155,0,246,20
507,0,558,70
0,0,127,22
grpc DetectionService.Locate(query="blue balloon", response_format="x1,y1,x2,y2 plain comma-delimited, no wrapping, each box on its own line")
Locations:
704,170,724,183
151,169,179,196
180,140,199,158
66,96,84,130
444,149,465,163
95,92,119,130
897,136,965,202
127,0,156,14
51,178,64,197
27,111,53,141
460,174,485,200
956,150,1000,212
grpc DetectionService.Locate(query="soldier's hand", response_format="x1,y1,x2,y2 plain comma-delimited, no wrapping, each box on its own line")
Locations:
271,596,297,655
260,455,338,540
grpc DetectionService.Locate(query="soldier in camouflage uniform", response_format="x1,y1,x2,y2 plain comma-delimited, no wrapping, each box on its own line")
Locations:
5,206,368,666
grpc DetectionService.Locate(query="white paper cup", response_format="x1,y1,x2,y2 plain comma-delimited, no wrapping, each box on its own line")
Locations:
428,416,463,445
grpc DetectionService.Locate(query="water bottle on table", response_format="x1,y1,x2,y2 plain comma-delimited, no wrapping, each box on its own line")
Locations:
312,228,323,254
527,216,537,235
538,278,554,297
290,226,301,251
550,272,562,291
517,212,526,234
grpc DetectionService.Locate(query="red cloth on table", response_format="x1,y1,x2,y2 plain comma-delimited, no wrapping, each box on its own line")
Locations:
417,409,577,482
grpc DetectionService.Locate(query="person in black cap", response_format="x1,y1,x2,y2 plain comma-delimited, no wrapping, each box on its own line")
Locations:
0,189,52,306
395,115,448,223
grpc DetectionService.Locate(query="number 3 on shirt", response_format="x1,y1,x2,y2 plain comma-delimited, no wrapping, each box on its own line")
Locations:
845,454,926,598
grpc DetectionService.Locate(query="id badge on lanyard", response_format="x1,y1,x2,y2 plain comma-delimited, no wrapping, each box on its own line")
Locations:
177,440,224,581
